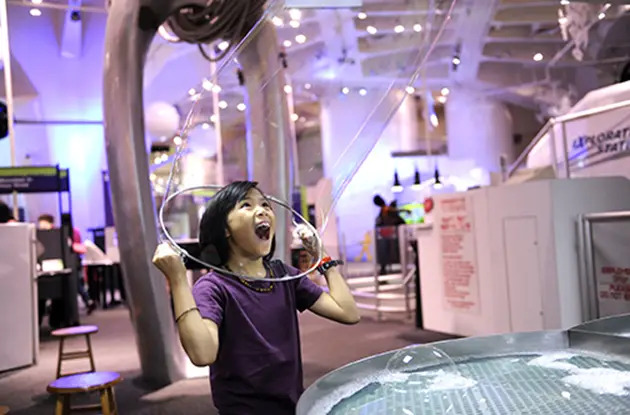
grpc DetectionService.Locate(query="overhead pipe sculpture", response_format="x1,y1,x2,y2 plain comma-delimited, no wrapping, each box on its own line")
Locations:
103,0,294,386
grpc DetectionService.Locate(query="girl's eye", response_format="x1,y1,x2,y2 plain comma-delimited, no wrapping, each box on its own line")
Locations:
241,202,251,208
262,202,271,209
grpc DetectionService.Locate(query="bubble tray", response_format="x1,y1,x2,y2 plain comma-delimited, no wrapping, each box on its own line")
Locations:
297,314,630,415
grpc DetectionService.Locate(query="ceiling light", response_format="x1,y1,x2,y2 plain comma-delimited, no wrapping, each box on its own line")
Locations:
289,9,302,20
437,96,447,104
173,136,182,146
406,86,416,94
392,172,403,193
359,88,367,96
218,41,229,51
452,56,461,65
283,40,292,48
394,25,405,33
218,100,228,109
295,34,307,44
413,24,422,32
212,85,222,93
366,25,377,35
272,16,284,26
304,83,312,90
191,94,201,102
210,115,218,123
558,16,567,24
598,12,605,20
341,87,350,95
433,168,443,188
412,170,422,190
202,79,213,91
237,103,246,112
441,87,450,96
560,0,569,5
202,123,210,130
291,113,299,122
289,20,300,28
31,0,43,4
358,12,367,20
533,52,544,61
284,85,293,94
29,8,42,16
188,88,196,96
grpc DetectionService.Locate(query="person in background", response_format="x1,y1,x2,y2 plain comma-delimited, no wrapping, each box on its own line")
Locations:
38,213,96,314
0,201,16,223
373,195,406,276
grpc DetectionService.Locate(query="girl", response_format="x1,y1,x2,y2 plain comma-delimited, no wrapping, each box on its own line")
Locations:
152,181,360,415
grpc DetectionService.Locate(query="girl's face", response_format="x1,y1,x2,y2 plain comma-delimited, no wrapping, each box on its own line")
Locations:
226,188,275,260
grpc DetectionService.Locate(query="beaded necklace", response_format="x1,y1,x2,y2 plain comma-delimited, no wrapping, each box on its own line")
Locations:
225,263,275,293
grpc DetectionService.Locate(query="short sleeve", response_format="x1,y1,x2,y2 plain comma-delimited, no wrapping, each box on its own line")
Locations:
292,267,324,312
192,275,225,326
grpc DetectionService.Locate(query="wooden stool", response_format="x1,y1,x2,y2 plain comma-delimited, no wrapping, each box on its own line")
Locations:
51,325,98,379
0,405,9,415
47,372,121,415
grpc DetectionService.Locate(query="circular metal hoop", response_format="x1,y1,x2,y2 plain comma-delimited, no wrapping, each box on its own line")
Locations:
158,184,324,282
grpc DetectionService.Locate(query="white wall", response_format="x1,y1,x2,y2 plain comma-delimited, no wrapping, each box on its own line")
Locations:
418,177,630,337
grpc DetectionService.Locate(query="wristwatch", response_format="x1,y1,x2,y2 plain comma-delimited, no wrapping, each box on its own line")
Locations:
317,259,344,275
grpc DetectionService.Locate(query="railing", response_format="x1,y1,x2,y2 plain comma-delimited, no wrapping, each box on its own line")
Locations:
507,99,630,179
346,225,417,321
577,211,630,322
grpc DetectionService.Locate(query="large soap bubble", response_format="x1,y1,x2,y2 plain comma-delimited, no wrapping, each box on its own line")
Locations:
383,345,470,414
319,345,472,414
152,0,459,280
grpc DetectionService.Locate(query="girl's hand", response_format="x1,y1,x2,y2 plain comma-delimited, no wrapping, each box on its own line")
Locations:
152,243,187,284
294,224,320,258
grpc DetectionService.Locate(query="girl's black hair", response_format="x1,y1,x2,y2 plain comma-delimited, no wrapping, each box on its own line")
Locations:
198,181,275,266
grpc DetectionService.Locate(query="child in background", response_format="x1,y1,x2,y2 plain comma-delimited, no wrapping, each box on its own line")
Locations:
153,181,359,415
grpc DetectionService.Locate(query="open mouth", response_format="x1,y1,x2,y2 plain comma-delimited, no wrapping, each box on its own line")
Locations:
255,222,271,241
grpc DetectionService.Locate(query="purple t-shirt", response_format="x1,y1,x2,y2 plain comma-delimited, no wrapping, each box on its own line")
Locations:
192,261,324,415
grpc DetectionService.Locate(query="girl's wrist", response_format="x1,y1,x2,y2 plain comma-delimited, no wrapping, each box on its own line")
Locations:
169,272,189,287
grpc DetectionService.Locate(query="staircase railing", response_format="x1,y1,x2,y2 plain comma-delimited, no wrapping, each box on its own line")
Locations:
346,225,417,321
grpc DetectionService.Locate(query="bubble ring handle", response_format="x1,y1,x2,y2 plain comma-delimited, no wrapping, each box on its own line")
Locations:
158,184,324,282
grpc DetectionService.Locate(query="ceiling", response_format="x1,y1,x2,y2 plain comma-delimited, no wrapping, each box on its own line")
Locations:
6,0,630,135
153,0,630,135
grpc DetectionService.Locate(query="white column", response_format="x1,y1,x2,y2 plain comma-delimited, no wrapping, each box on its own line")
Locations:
319,90,419,260
445,91,514,174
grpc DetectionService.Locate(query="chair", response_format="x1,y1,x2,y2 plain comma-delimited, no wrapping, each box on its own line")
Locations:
51,325,98,378
47,372,121,415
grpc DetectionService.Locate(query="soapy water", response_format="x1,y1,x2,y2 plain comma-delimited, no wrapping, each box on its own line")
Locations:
309,349,630,415
155,0,459,281
528,352,630,397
